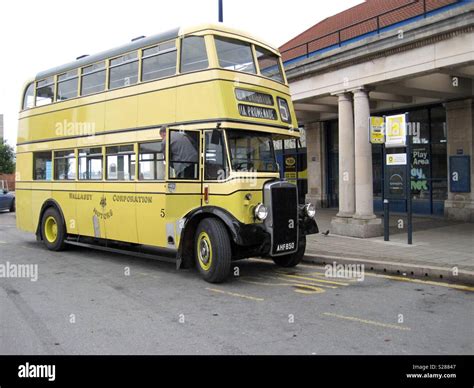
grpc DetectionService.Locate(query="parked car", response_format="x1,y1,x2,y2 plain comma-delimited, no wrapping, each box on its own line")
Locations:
0,180,15,212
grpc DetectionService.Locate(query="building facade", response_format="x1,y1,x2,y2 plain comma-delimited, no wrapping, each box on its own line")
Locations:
280,0,474,237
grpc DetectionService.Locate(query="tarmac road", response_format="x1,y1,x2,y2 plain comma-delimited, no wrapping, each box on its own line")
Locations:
0,211,473,355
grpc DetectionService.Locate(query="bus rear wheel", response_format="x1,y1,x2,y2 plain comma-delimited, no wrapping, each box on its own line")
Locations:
41,207,67,251
272,237,306,268
195,218,232,283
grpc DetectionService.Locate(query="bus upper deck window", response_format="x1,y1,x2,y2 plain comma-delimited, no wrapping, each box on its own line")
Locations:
180,36,209,73
109,52,139,90
23,82,35,110
81,62,106,96
142,41,177,82
35,77,54,106
215,37,256,74
255,47,284,83
57,70,78,101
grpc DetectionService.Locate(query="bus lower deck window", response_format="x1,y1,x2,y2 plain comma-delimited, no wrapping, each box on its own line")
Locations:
106,145,136,180
33,152,53,180
139,142,165,180
54,150,76,180
79,148,103,180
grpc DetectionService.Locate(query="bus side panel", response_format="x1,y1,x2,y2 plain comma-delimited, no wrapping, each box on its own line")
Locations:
176,81,224,123
165,183,202,249
104,95,138,132
138,88,177,128
74,182,106,240
134,185,167,247
102,183,138,244
31,183,53,234
15,187,33,233
52,183,77,235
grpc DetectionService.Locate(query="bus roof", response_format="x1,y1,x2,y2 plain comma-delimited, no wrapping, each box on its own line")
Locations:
35,24,279,81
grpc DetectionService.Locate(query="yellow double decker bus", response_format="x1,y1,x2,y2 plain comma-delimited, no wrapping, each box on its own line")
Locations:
16,24,318,283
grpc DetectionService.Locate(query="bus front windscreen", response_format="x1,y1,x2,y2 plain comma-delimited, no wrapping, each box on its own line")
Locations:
226,130,278,173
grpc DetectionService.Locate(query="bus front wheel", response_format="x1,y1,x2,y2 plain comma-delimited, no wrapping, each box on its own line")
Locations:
195,218,232,283
272,237,306,268
41,207,67,251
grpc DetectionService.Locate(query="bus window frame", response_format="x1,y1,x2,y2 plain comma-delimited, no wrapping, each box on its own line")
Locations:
22,82,35,110
56,70,79,102
35,76,55,107
108,51,139,90
80,61,107,97
33,151,53,181
203,129,229,182
78,147,104,181
138,140,166,182
167,128,202,182
105,144,136,181
141,40,178,82
179,35,211,74
53,149,77,181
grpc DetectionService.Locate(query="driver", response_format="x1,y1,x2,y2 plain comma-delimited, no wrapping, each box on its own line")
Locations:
160,126,199,179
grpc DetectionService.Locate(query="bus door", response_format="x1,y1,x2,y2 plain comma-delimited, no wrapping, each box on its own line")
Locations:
164,128,202,250
202,129,229,206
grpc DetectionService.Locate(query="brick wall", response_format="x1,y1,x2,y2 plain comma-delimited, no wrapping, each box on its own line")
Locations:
0,173,15,191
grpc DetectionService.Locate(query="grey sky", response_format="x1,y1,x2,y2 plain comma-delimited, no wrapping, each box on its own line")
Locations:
0,0,363,145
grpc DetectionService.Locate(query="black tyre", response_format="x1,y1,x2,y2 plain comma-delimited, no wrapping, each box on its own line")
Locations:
195,218,232,283
9,198,15,212
272,236,306,268
41,207,67,251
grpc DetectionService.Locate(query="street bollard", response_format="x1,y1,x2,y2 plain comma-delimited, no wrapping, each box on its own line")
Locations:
384,199,390,242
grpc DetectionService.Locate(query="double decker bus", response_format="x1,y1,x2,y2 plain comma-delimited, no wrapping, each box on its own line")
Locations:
16,24,318,283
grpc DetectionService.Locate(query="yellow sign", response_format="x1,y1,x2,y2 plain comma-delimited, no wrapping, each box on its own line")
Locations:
385,114,407,148
285,157,296,167
369,117,385,144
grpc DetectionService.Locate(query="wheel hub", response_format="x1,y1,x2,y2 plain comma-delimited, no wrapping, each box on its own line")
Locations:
199,238,210,264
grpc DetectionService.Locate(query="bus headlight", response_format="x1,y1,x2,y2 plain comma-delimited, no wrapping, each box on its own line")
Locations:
254,203,268,221
305,203,316,219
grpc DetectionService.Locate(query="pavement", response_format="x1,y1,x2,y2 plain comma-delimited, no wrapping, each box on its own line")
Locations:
306,209,474,285
1,211,473,355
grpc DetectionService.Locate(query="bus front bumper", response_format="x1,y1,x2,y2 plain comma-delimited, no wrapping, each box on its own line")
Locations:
234,216,318,259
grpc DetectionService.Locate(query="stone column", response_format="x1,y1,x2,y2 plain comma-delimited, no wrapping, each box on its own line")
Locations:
445,99,474,222
305,122,327,208
353,88,376,220
336,93,355,217
330,93,356,236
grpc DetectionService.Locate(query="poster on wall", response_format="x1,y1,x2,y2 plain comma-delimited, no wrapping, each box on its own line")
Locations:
369,116,385,144
385,114,407,148
384,165,407,200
